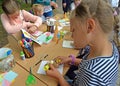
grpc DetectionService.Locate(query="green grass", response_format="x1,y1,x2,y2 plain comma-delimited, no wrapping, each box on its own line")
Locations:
0,1,31,14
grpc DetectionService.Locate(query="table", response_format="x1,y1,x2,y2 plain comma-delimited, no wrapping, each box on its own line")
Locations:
11,63,47,86
11,33,78,86
7,14,79,86
2,45,47,86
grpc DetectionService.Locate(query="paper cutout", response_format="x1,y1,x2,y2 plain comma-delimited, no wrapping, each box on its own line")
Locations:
62,40,74,48
37,61,64,74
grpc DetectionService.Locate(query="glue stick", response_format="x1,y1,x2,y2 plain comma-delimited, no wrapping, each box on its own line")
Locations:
20,51,25,60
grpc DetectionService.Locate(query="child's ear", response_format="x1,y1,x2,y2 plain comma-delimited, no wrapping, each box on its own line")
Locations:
87,18,95,33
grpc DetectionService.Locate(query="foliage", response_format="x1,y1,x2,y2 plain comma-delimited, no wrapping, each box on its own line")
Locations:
0,0,31,14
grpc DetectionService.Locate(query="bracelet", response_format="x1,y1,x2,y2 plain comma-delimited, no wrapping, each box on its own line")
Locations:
69,54,75,65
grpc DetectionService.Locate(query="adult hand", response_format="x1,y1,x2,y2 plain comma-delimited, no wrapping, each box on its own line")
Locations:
27,25,38,34
46,64,62,79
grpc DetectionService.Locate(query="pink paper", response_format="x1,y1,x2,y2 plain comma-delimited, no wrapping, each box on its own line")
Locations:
2,79,11,86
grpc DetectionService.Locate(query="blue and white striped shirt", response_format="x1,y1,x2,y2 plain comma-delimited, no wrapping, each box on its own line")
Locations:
73,43,119,86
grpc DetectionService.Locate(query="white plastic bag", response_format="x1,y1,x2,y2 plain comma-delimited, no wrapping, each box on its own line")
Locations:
0,48,15,72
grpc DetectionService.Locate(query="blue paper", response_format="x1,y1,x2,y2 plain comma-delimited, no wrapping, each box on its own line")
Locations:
4,71,18,82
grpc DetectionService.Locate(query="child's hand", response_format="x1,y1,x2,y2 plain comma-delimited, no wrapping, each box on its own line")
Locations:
54,56,72,65
27,25,38,34
46,64,62,79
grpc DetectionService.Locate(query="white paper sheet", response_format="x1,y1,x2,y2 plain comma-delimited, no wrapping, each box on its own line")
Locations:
62,40,74,48
37,61,64,75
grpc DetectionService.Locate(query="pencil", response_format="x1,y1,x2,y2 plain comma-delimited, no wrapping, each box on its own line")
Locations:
35,54,48,66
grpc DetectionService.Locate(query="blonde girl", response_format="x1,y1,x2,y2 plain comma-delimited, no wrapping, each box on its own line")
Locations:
46,0,119,86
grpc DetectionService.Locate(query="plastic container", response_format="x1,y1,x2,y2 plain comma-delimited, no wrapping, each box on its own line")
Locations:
0,48,12,60
0,48,15,72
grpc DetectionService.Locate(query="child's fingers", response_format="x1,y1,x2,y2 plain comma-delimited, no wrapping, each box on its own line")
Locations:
49,64,55,70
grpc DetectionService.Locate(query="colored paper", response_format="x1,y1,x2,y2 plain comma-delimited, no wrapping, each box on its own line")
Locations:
21,29,54,45
2,79,11,86
4,71,18,82
62,40,74,48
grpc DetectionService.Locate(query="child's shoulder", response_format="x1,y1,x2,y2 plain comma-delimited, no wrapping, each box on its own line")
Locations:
1,13,7,19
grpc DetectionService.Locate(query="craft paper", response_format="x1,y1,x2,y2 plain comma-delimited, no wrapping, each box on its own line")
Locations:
4,71,18,82
62,40,74,48
37,61,64,74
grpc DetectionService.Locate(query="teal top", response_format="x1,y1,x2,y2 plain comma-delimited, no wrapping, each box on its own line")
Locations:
34,0,56,6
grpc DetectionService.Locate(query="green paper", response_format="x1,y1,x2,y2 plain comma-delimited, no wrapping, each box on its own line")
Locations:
26,74,36,86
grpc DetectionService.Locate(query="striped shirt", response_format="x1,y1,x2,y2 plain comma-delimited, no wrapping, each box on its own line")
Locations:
73,42,119,86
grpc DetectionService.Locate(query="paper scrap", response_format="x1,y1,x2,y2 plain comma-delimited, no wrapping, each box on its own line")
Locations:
62,40,74,48
4,71,18,82
36,32,54,44
37,61,64,74
2,79,11,86
59,19,70,27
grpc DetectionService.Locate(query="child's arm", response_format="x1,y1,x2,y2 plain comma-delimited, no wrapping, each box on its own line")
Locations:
0,13,26,34
22,10,42,28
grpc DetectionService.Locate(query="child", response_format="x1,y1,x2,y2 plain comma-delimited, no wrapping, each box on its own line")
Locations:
33,0,58,18
1,0,42,34
71,0,82,11
46,0,119,86
32,4,46,23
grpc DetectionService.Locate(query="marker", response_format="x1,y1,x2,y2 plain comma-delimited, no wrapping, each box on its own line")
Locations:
19,40,24,47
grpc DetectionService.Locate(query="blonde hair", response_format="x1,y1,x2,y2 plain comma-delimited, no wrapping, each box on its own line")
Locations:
32,4,44,14
72,0,119,34
2,0,20,15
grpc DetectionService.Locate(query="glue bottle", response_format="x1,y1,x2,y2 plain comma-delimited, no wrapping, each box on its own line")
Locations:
20,51,25,60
